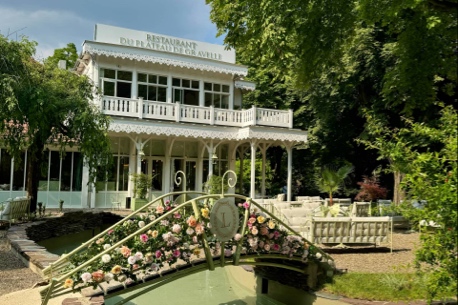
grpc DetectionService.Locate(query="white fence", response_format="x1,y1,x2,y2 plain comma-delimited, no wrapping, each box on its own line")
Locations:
101,97,293,128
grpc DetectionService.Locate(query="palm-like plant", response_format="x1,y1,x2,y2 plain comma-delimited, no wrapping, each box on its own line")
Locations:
315,165,354,206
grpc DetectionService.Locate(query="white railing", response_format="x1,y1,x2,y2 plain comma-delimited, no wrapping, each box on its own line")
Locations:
101,97,293,128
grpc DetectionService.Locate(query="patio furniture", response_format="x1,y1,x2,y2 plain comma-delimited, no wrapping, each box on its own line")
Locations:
303,216,393,252
0,196,31,227
351,202,371,217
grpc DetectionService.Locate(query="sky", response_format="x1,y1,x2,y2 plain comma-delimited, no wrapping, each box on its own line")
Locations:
0,0,224,60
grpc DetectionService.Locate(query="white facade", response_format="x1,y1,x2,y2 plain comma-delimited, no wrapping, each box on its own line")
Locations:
0,24,307,208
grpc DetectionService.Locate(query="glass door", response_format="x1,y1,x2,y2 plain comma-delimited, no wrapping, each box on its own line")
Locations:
172,159,197,192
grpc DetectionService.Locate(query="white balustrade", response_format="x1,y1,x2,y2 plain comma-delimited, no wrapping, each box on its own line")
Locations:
102,97,137,118
102,97,293,128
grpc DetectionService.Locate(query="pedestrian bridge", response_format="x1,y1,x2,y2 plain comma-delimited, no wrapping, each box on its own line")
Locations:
40,175,335,305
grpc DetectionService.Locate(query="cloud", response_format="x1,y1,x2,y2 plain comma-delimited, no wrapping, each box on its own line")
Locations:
0,5,94,59
0,1,225,60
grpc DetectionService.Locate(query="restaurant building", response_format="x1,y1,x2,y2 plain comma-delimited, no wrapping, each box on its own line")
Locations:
0,24,307,208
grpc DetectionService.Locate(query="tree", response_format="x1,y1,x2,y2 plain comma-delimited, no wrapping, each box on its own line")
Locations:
355,169,388,202
44,43,78,69
207,0,457,198
315,164,353,206
0,35,112,212
362,106,457,302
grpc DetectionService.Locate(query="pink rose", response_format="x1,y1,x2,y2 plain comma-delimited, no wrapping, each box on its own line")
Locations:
172,224,182,234
91,270,104,282
242,202,250,209
120,246,131,258
251,227,258,235
155,250,162,259
140,234,149,243
187,215,197,227
156,206,164,214
260,227,269,236
195,223,204,235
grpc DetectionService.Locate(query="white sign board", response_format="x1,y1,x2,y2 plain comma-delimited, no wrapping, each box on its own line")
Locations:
94,24,235,64
210,198,239,242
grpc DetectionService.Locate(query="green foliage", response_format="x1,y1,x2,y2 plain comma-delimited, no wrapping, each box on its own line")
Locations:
44,43,78,69
203,175,229,195
131,173,153,199
235,158,274,196
324,272,455,302
315,164,353,205
362,106,457,302
0,35,112,211
208,0,457,201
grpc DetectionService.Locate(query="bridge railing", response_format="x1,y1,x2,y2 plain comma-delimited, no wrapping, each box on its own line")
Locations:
40,193,334,305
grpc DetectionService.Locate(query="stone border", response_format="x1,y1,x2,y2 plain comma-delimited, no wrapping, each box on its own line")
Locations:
5,211,124,305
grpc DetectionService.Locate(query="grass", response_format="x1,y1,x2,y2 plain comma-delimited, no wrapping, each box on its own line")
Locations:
322,272,457,302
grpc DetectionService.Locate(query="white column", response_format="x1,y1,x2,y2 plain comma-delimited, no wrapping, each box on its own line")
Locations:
132,69,138,99
196,142,204,191
286,144,293,202
23,150,28,197
261,145,266,198
229,80,234,110
81,162,91,208
163,139,172,193
199,80,204,107
128,140,136,198
250,141,257,198
135,140,144,175
208,142,214,178
167,74,173,103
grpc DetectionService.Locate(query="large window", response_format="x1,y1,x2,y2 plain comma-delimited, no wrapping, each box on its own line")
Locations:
138,73,167,102
34,151,83,192
0,149,12,190
172,77,200,106
100,69,132,98
204,82,230,109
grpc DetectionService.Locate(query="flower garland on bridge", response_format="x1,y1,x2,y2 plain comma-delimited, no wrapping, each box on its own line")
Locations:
62,199,330,291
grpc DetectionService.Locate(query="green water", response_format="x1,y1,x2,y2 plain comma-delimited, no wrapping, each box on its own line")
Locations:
105,267,281,305
37,226,109,255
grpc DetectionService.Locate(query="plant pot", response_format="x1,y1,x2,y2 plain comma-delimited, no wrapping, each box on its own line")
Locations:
131,198,149,211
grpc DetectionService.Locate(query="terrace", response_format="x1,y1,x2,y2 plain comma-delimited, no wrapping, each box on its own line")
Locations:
100,96,294,128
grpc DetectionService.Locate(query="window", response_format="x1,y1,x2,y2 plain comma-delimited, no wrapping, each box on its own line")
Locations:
0,149,12,189
172,77,200,106
138,73,168,102
100,68,132,98
204,82,230,109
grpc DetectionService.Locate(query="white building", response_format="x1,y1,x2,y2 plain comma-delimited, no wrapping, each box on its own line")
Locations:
0,24,307,208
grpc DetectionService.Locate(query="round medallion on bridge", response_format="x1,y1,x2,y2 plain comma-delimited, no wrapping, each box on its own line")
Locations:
210,198,240,242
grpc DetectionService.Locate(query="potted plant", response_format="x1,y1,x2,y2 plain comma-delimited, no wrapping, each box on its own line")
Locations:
131,173,153,211
59,199,64,213
315,164,353,206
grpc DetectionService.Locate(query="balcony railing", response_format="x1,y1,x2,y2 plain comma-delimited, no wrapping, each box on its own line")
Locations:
101,97,293,128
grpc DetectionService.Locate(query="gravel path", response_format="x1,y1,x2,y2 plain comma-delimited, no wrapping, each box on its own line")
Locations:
0,228,43,296
323,230,421,273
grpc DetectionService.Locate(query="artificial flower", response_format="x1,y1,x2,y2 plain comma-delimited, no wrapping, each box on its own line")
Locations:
187,215,197,227
111,265,122,275
81,272,92,283
101,254,111,263
63,278,73,288
120,246,131,258
140,234,149,243
92,270,104,282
